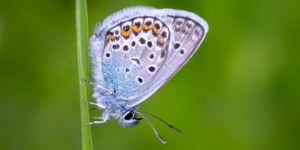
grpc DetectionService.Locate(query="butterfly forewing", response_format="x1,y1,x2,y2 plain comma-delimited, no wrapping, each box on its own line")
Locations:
102,17,171,100
126,16,207,106
157,16,205,79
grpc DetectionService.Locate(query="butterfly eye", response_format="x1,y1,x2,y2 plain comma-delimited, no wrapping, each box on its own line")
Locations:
124,110,134,120
119,110,140,127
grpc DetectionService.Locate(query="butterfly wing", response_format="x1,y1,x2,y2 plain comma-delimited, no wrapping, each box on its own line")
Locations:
91,6,169,99
90,6,155,97
124,9,209,107
90,6,208,105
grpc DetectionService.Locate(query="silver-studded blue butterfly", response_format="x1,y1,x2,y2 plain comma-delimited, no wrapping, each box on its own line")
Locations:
81,6,208,144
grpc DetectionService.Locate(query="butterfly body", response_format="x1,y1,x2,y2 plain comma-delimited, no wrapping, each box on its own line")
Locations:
86,6,208,143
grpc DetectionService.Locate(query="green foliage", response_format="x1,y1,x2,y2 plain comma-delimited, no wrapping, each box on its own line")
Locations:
76,0,93,149
0,0,300,150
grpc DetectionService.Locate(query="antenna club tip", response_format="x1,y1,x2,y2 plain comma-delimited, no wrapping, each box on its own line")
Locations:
170,126,183,133
156,133,167,145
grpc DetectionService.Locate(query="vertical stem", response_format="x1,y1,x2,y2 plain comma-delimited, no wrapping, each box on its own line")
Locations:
76,0,93,150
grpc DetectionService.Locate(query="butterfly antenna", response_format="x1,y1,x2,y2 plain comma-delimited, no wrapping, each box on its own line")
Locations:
137,110,183,133
135,111,167,145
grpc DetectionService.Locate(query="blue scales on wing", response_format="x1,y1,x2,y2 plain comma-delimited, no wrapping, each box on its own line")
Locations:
101,17,170,100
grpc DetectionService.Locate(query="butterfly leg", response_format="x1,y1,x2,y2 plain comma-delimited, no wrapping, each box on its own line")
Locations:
89,74,95,82
80,78,112,94
86,113,109,125
91,116,103,119
90,107,101,110
81,99,107,109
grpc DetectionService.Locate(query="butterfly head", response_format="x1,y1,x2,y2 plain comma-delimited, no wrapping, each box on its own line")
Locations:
119,107,142,127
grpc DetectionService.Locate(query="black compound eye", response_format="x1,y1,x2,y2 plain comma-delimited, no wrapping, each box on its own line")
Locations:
124,111,134,120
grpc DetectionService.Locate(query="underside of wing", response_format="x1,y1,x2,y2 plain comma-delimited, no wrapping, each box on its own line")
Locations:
125,8,209,107
90,6,158,96
101,17,170,100
90,6,208,106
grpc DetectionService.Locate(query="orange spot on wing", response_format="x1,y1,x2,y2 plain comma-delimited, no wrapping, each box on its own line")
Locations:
132,25,142,33
152,26,159,34
121,28,132,37
158,37,164,44
143,24,152,30
109,35,115,40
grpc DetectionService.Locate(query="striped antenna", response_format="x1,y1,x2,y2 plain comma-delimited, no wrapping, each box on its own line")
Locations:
135,111,166,145
137,110,183,133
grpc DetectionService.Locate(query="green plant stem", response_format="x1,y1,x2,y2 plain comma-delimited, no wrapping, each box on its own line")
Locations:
76,0,93,150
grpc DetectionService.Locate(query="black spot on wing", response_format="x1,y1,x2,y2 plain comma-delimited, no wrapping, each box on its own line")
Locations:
145,21,152,26
139,38,146,44
123,45,129,51
147,41,153,48
186,23,192,28
137,77,143,83
149,53,155,59
148,66,156,72
123,25,130,31
113,44,120,50
131,58,140,65
160,50,166,58
179,49,185,55
176,20,183,25
154,23,160,30
174,43,181,49
161,32,167,38
195,28,201,36
131,41,136,47
135,22,141,27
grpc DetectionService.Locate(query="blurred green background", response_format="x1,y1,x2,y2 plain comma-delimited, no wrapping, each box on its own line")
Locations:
1,0,300,150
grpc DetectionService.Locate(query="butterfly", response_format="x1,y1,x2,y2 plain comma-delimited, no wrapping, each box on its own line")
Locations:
81,6,208,144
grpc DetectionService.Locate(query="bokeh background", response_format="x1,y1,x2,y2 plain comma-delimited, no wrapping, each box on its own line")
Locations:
0,0,299,150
